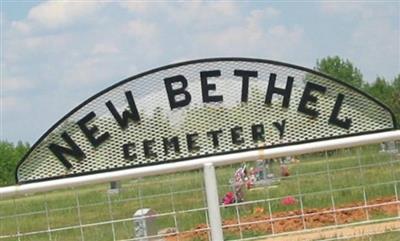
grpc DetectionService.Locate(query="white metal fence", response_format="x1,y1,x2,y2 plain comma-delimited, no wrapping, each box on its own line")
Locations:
1,130,400,241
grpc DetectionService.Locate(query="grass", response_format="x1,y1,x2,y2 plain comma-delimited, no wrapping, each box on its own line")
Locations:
346,230,400,241
0,144,399,241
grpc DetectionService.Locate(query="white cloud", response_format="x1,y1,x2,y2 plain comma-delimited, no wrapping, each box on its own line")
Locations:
249,6,280,22
194,8,304,60
119,1,157,14
3,1,398,143
2,96,21,112
11,21,30,33
61,55,138,88
349,18,399,82
126,20,159,40
4,32,73,67
166,2,238,28
264,7,281,17
11,1,105,32
3,77,33,92
65,57,104,85
91,43,120,55
319,2,399,82
208,2,237,15
320,1,398,19
120,1,238,18
320,2,363,14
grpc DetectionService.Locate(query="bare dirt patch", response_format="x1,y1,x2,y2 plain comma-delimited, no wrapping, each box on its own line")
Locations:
165,196,399,241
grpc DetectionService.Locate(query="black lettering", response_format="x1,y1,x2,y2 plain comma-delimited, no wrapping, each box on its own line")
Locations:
329,94,352,129
106,91,140,130
273,119,286,139
77,112,110,147
143,139,157,158
265,74,294,108
234,70,258,102
122,142,137,161
297,82,327,118
164,75,192,109
201,70,223,103
186,133,200,152
251,124,265,142
231,126,244,145
207,130,223,148
48,132,86,169
163,136,180,155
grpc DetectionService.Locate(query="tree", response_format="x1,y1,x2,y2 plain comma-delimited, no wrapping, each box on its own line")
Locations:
315,56,399,127
392,75,400,127
316,56,364,89
363,75,400,127
364,77,393,103
0,141,30,186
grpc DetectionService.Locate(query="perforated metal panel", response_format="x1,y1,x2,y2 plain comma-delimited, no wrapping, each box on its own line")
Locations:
16,58,396,183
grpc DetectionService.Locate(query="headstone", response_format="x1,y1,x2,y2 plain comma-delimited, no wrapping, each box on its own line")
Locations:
386,141,398,154
397,141,400,154
255,159,267,181
133,208,157,241
381,141,399,154
108,181,121,194
253,159,276,187
380,143,386,152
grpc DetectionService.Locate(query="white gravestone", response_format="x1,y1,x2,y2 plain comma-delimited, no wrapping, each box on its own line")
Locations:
133,208,157,241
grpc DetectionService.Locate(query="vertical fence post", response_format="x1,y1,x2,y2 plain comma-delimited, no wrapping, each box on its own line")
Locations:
203,163,224,240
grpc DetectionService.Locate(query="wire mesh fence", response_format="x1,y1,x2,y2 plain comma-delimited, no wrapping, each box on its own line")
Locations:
1,141,399,241
215,142,400,240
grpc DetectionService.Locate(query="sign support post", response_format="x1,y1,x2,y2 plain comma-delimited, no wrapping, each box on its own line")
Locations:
203,163,223,240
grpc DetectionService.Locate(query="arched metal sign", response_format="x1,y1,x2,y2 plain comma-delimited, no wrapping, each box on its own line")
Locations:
16,58,397,183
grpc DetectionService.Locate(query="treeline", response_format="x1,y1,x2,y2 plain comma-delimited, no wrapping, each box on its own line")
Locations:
0,56,398,186
316,56,400,127
0,141,30,186
364,77,399,127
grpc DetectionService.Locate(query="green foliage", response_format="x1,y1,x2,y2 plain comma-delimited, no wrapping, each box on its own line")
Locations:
364,77,393,102
0,140,30,186
364,75,400,127
316,56,399,127
390,75,400,127
316,56,364,89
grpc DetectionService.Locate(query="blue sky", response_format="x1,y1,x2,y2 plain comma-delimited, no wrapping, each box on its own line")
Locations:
1,1,399,144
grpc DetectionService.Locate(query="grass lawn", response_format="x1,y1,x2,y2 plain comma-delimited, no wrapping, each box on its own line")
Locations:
0,144,399,241
346,230,400,241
